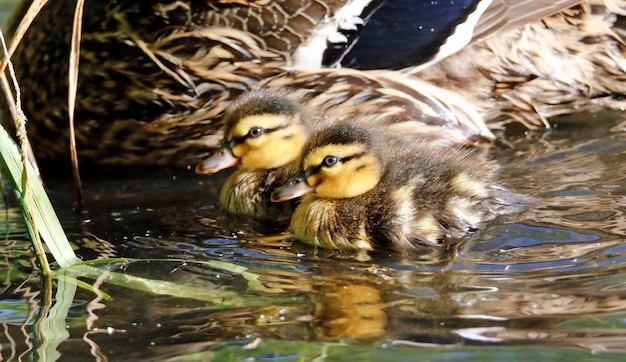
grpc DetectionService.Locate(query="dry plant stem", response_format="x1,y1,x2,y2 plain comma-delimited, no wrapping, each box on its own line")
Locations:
0,73,16,120
0,0,48,73
69,0,85,211
0,0,49,119
0,0,48,174
0,28,51,276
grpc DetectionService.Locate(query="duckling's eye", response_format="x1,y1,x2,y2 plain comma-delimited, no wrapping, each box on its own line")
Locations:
322,155,339,168
248,127,264,138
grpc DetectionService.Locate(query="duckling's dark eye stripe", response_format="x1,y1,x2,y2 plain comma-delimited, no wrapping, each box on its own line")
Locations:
306,151,367,176
229,124,289,145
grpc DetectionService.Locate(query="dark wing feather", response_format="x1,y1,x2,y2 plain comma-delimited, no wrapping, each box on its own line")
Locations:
341,0,582,69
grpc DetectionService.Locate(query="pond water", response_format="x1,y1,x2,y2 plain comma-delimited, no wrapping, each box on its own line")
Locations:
1,110,625,361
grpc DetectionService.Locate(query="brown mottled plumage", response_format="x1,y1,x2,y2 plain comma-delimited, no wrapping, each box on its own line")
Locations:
271,123,535,251
414,0,626,128
1,1,624,167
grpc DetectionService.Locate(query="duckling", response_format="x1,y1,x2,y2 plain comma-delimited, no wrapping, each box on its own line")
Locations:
271,123,534,251
195,85,492,218
195,89,309,218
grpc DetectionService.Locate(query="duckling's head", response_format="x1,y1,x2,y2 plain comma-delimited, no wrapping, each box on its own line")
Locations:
196,89,309,174
271,124,383,201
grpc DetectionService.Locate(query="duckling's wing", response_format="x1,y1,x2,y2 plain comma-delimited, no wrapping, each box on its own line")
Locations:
342,0,581,70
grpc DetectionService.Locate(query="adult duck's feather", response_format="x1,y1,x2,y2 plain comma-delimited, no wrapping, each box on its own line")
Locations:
332,0,582,69
414,0,626,128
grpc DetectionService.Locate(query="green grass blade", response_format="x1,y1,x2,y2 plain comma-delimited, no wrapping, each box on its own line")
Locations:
0,125,81,268
65,261,299,307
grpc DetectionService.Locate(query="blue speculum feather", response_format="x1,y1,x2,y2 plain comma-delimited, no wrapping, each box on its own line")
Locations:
340,0,481,69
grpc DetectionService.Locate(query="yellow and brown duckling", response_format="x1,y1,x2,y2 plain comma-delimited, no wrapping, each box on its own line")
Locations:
195,89,310,218
271,123,535,251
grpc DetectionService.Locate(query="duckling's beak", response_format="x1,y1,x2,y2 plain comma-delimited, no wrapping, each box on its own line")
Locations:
271,172,314,202
195,145,240,174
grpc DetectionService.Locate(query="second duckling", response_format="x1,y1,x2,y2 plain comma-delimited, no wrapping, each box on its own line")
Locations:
271,123,535,251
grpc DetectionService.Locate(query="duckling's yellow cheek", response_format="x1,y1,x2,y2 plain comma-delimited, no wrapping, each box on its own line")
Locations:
314,171,346,198
244,138,301,169
231,143,250,159
245,137,268,149
306,175,321,188
231,135,278,168
323,163,381,198
241,147,273,168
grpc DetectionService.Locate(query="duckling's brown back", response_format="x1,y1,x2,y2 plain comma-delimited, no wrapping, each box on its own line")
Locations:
364,131,535,249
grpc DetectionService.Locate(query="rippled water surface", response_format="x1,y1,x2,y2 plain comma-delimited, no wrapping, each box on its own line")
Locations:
1,110,625,361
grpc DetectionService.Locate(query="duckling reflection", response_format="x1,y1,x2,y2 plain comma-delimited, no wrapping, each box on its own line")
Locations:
314,283,387,340
272,123,536,251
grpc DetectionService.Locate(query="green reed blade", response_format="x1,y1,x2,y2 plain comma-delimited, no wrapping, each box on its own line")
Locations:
0,125,81,268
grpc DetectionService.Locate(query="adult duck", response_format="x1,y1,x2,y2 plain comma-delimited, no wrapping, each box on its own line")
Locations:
2,0,623,166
